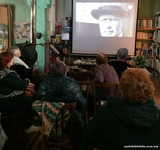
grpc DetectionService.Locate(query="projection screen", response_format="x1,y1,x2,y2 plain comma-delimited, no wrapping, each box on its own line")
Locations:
72,0,139,56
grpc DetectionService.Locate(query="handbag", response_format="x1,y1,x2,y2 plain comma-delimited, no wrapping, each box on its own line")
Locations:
24,84,36,97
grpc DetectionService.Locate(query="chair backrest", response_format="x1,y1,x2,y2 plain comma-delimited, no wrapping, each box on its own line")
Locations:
46,102,77,150
78,81,91,99
70,71,94,81
77,81,92,124
92,82,119,113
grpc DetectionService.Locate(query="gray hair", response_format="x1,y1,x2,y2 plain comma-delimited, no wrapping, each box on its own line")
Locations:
49,61,67,76
8,46,20,56
117,48,128,60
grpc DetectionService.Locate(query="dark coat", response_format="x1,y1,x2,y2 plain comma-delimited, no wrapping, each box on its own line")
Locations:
10,64,32,80
10,64,41,90
80,97,160,150
0,68,35,112
36,75,86,112
36,74,87,140
108,60,128,79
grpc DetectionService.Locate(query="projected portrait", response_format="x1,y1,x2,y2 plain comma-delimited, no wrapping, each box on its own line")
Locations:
91,5,129,37
72,1,138,55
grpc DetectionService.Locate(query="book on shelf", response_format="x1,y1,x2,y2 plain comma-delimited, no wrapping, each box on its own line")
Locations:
137,32,149,39
147,19,153,28
138,18,155,29
155,15,160,28
143,43,149,49
142,49,148,58
137,32,142,39
136,42,142,49
142,32,148,39
152,43,159,57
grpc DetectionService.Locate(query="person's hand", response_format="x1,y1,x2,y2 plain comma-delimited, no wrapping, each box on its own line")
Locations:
25,78,30,83
28,83,35,88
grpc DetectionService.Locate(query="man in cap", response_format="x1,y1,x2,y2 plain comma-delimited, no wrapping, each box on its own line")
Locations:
91,5,129,37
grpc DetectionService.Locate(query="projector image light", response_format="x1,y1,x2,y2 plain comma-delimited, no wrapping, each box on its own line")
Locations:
61,33,70,40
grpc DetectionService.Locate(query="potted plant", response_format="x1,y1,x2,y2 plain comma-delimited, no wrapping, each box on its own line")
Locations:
131,55,146,68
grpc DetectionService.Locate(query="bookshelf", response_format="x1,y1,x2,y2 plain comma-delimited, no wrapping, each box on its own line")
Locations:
136,18,156,56
153,12,160,45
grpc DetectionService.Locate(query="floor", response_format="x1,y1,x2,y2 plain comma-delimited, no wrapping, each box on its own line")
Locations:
2,116,39,150
1,76,160,150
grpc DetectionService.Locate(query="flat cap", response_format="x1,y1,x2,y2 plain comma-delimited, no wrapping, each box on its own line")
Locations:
91,5,128,19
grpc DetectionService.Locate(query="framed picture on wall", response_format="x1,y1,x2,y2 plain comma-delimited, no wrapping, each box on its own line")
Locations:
0,5,12,52
13,22,30,39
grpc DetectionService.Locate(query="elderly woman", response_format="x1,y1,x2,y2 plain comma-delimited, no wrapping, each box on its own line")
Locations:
36,61,86,143
108,48,128,79
0,52,39,133
94,53,119,97
36,61,86,112
9,46,29,68
80,68,160,150
95,53,119,83
8,46,32,79
9,46,41,90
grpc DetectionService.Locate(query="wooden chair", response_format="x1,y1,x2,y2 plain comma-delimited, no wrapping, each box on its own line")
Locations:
92,82,119,114
69,70,94,123
78,80,92,124
25,102,77,150
69,71,94,82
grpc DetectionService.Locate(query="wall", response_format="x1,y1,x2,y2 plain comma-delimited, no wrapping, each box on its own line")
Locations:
56,0,72,23
0,0,31,45
138,0,160,18
0,0,52,72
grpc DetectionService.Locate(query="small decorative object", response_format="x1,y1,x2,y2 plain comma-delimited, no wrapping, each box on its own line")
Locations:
131,55,146,68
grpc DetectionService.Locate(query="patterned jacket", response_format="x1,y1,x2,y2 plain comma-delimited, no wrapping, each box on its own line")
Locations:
0,68,29,99
94,64,119,83
36,75,86,112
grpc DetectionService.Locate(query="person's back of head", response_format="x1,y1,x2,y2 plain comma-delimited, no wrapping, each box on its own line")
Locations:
0,51,14,69
96,53,108,65
117,48,128,60
49,61,67,76
120,68,155,103
8,46,21,58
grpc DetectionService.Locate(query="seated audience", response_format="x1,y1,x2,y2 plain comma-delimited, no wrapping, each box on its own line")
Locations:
9,46,32,79
94,53,119,97
108,48,128,79
35,61,86,143
9,46,41,90
80,68,160,150
0,52,39,133
95,53,119,83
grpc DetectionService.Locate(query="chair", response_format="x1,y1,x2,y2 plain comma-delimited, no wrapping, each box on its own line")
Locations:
69,71,94,82
78,80,92,124
70,70,94,123
25,102,77,150
46,102,77,150
92,82,119,114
